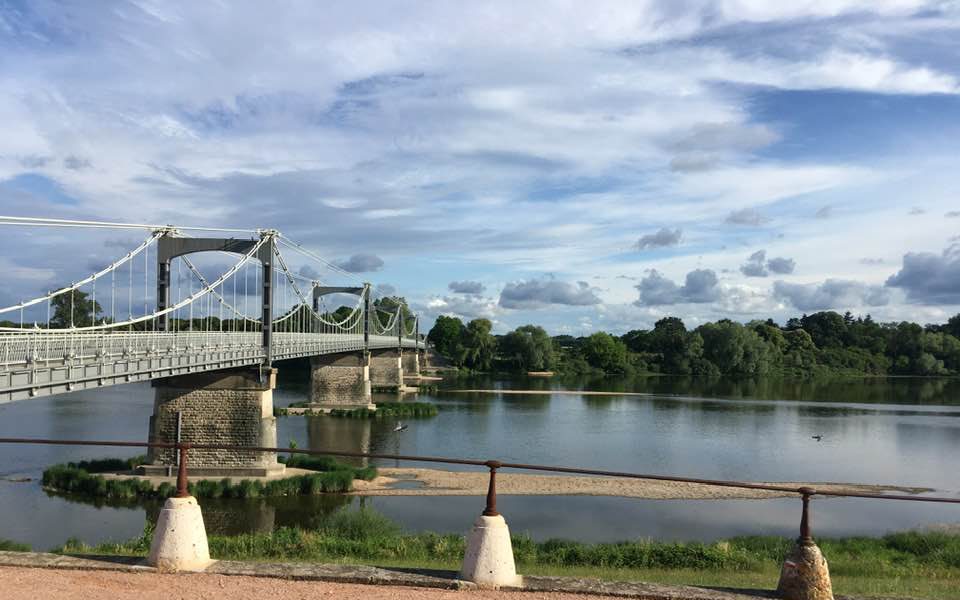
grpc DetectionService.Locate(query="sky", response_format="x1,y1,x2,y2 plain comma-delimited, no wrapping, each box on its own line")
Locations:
2,1,960,335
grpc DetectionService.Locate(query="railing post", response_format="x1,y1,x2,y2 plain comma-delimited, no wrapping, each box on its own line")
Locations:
777,487,833,600
483,460,500,517
175,442,190,498
461,459,520,587
148,441,210,571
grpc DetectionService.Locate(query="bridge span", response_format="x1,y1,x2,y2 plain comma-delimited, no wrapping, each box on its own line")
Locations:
0,217,427,475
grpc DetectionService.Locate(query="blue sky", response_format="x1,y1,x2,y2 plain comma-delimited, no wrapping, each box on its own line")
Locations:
2,1,960,334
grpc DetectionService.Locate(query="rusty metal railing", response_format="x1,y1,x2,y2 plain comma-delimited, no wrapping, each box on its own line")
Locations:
1,437,958,542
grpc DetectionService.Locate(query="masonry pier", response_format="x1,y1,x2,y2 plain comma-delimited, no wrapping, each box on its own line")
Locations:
402,350,421,377
142,367,284,477
369,348,404,391
308,352,374,410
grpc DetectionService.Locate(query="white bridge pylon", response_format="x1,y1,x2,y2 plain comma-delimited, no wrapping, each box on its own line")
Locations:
0,217,423,403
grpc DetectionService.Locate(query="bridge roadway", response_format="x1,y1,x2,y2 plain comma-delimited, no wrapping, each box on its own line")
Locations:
0,331,423,403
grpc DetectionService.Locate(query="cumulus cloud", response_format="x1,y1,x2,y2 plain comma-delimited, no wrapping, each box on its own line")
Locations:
740,250,796,277
499,278,601,309
909,206,926,215
946,211,960,218
335,254,384,273
740,250,769,277
448,280,485,294
725,208,770,226
634,269,721,305
773,279,890,311
767,257,796,275
635,228,682,250
427,295,498,319
886,245,960,304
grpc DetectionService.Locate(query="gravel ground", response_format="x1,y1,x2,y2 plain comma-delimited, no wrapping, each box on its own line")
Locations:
0,567,613,600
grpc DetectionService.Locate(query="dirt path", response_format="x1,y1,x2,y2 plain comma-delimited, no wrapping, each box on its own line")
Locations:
352,467,930,499
0,567,617,600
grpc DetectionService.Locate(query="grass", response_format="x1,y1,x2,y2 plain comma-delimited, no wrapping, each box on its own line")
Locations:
328,402,438,419
42,455,377,501
0,538,30,552
52,509,960,599
276,401,439,418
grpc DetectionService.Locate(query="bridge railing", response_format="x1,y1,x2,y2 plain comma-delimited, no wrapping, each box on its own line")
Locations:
0,330,264,367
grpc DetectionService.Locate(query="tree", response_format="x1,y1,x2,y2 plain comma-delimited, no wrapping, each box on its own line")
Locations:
582,332,630,373
427,315,465,359
499,325,556,371
799,311,848,348
462,319,497,371
648,317,701,374
373,296,415,333
50,289,104,328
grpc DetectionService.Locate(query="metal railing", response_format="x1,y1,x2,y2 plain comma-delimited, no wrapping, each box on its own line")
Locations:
0,437,958,542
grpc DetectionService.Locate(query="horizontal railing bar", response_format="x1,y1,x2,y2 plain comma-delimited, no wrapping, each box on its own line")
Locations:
0,437,957,504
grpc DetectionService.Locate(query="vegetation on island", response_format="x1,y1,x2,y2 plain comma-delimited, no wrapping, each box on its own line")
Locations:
275,401,438,418
428,311,960,378
54,509,960,599
41,454,376,501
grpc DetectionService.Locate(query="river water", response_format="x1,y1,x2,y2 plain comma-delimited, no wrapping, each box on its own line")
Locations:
1,373,959,550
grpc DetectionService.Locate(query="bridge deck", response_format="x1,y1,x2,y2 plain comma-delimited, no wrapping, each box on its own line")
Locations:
0,331,422,403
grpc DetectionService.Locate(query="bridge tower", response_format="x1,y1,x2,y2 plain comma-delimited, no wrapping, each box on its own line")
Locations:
307,284,375,410
144,230,283,476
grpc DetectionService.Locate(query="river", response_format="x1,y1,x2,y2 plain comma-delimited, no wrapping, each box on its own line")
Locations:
1,373,958,550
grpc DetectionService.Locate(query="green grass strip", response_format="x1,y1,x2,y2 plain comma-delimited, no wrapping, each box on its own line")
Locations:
42,455,377,501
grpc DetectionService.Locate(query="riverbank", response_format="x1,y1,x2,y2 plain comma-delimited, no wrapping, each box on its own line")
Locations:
353,467,932,499
26,511,960,600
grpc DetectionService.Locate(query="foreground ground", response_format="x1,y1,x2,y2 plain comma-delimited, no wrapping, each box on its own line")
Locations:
0,567,681,600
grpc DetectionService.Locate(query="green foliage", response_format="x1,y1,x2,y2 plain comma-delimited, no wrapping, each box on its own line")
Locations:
0,538,30,552
427,309,960,377
461,318,497,370
43,453,376,501
581,332,631,374
49,288,106,328
427,315,466,359
499,324,556,371
373,296,415,333
326,402,438,419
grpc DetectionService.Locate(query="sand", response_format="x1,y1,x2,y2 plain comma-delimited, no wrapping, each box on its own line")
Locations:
351,467,930,500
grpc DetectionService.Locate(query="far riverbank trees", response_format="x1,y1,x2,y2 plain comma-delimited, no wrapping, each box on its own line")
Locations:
427,311,960,378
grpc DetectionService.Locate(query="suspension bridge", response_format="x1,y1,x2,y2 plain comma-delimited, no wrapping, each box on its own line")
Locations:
0,216,426,474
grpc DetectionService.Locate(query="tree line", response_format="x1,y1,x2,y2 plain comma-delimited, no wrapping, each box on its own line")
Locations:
427,311,960,378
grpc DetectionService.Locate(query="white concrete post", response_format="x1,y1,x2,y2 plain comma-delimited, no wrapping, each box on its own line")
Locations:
460,462,522,588
148,495,213,572
147,445,213,572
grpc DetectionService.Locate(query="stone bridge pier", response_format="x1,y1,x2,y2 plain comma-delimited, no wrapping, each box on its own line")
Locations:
142,367,284,476
369,348,403,390
309,352,374,409
402,349,420,377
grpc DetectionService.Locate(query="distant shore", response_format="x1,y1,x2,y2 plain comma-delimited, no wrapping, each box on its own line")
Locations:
352,467,931,499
